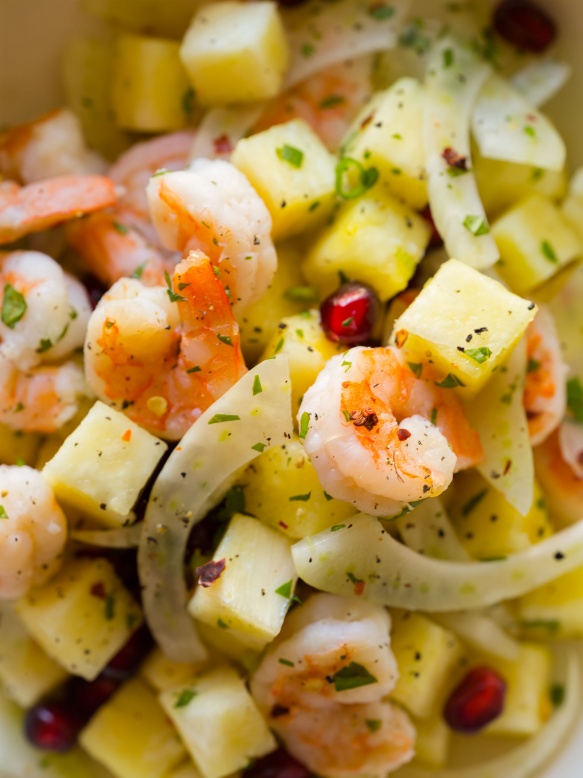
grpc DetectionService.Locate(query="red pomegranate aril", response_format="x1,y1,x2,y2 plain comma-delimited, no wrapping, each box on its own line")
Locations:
70,674,121,716
420,205,443,249
444,666,507,733
25,700,81,752
320,282,380,345
244,748,311,778
104,624,153,679
493,0,556,53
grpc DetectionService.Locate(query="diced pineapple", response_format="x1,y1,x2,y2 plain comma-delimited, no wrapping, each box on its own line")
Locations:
196,621,262,667
483,643,551,736
180,1,289,105
517,564,583,638
388,611,464,719
243,434,354,539
188,514,296,650
492,195,582,295
303,189,430,301
239,244,314,365
232,119,337,241
341,78,427,209
82,0,199,38
0,424,40,466
80,677,186,778
163,763,203,778
160,665,277,778
412,714,451,768
112,34,193,132
16,557,142,681
391,258,537,395
445,471,552,559
141,648,207,693
0,603,68,707
43,401,168,528
260,310,344,415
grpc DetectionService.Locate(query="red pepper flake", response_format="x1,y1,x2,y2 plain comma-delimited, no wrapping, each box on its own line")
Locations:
91,581,106,599
121,429,132,442
503,458,512,475
442,147,468,171
195,558,226,588
360,112,375,130
397,428,411,441
354,580,366,596
213,134,233,155
279,520,289,530
394,329,409,348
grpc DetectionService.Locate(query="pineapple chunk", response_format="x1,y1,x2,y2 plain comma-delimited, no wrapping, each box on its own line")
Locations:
180,1,289,105
391,258,537,395
341,78,427,209
80,677,187,778
112,34,192,132
0,603,68,707
164,763,203,778
141,648,207,693
388,611,464,719
492,195,582,295
260,310,344,416
484,643,551,736
160,665,277,778
16,557,142,681
303,189,430,301
196,621,262,666
445,471,552,559
0,424,40,466
232,119,337,241
43,401,168,528
517,564,583,638
188,514,296,650
243,434,354,539
412,714,451,768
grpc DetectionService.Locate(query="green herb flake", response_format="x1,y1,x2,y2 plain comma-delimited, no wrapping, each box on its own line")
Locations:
182,88,195,115
566,377,583,422
524,124,536,138
463,215,490,236
430,407,438,425
335,157,379,199
365,719,382,732
178,282,191,291
301,43,315,57
276,144,304,169
278,658,295,667
342,316,354,328
187,365,202,374
0,506,8,519
36,338,53,354
217,334,233,346
343,409,351,421
208,414,241,424
435,373,465,388
217,618,229,629
399,22,431,53
299,411,311,439
131,262,146,280
252,375,263,396
275,580,294,598
323,491,333,501
541,239,558,263
331,524,346,532
1,284,27,329
104,593,115,621
152,168,171,177
461,488,488,517
368,3,395,20
289,492,311,502
465,347,492,364
407,362,423,378
284,286,319,302
174,688,197,708
308,201,321,212
251,442,266,453
112,221,129,235
550,684,565,707
520,618,560,633
527,358,541,374
164,271,187,303
331,662,378,692
319,94,346,109
274,337,284,354
442,48,454,67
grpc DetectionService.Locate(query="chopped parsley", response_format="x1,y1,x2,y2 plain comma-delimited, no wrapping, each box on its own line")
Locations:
461,488,488,517
463,215,490,236
435,373,465,388
524,124,536,138
36,338,53,354
331,524,346,532
278,658,295,667
252,375,263,396
251,442,266,452
131,262,146,280
335,157,379,199
276,144,304,168
217,334,233,346
1,284,27,329
175,688,197,708
284,286,319,302
319,94,346,109
299,411,310,439
550,684,565,707
365,719,382,732
164,271,187,303
0,506,8,519
465,346,492,364
368,3,395,19
330,662,378,692
275,580,294,598
442,47,454,67
104,593,116,621
407,362,423,378
289,492,311,502
566,377,583,422
541,240,558,263
182,88,195,115
208,414,241,424
112,221,129,235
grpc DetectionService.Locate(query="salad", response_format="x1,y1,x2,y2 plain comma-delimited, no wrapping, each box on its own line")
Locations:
0,0,582,776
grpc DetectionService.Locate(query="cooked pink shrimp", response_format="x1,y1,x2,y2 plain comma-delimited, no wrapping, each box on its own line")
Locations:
534,427,583,529
251,594,414,778
0,175,117,245
0,465,67,598
84,250,247,440
298,346,483,516
147,159,277,315
523,306,567,446
255,59,372,151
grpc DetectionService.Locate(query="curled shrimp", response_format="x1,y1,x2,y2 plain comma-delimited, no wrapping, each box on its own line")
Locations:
523,306,567,446
0,465,67,598
251,593,414,778
84,250,247,440
147,158,277,315
298,346,483,516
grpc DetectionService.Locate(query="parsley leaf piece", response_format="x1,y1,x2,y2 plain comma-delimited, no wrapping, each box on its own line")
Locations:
463,215,490,236
461,488,488,517
289,492,311,502
252,375,263,396
164,271,187,303
435,373,465,388
407,362,423,378
208,414,241,424
541,239,558,263
175,688,197,708
368,3,395,19
275,580,293,598
299,411,310,439
251,442,266,452
1,284,27,329
331,662,378,692
276,145,304,168
465,346,492,364
567,377,583,422
0,506,8,519
217,334,233,346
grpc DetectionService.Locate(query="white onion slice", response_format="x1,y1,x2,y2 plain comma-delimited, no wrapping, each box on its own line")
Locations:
282,0,410,89
511,59,572,108
432,611,520,661
395,647,579,778
292,512,583,612
189,104,265,162
139,356,292,663
71,524,142,548
395,497,470,561
558,420,583,480
423,36,498,270
472,74,566,172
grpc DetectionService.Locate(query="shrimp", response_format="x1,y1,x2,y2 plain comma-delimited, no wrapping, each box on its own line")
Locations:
523,306,567,446
0,175,117,245
84,250,247,440
298,346,483,517
0,465,67,598
147,159,277,315
0,109,105,183
251,593,415,778
534,422,583,529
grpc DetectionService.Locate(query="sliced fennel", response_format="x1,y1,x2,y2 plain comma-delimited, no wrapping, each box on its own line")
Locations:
432,611,520,661
189,104,264,161
71,525,142,548
395,497,470,561
423,36,497,270
466,338,534,517
282,0,410,89
395,647,579,778
292,512,583,611
511,59,572,108
139,356,292,663
472,74,566,172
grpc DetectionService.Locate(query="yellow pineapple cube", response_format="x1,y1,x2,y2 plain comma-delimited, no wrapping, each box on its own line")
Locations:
112,34,193,132
492,195,582,295
232,119,337,241
517,564,583,638
389,611,464,719
243,435,354,539
188,514,296,651
43,401,168,528
141,648,207,693
412,714,451,768
180,1,289,105
16,557,142,681
160,665,277,778
303,189,430,301
391,258,537,395
80,677,187,778
163,763,204,778
0,424,40,466
341,78,427,209
196,621,262,666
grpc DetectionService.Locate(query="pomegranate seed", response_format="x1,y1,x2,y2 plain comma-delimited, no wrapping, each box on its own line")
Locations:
444,666,507,733
25,700,81,752
493,0,556,53
320,282,380,345
104,625,153,679
244,748,311,778
69,674,121,716
420,206,443,249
